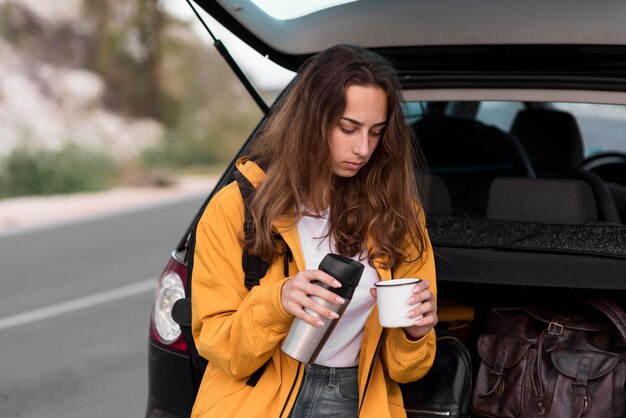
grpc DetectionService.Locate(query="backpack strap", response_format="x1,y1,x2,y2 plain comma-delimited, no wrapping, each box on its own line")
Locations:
234,169,270,290
234,168,291,387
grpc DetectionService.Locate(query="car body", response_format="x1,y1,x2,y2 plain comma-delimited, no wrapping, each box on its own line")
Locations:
146,1,626,416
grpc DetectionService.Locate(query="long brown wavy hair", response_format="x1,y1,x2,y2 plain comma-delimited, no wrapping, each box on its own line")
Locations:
246,44,427,269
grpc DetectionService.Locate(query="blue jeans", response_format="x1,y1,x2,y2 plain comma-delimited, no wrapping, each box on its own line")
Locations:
288,364,359,418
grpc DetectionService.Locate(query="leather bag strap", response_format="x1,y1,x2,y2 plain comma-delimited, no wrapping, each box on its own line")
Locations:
572,356,592,418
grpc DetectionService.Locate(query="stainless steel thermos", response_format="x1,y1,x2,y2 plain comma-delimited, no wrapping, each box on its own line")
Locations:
281,253,364,364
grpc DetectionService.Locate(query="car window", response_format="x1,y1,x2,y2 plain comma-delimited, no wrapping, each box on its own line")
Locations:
475,101,626,158
250,0,358,20
403,101,428,124
551,102,626,157
475,101,525,132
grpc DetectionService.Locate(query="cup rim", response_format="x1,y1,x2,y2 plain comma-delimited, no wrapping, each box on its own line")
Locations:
374,278,421,287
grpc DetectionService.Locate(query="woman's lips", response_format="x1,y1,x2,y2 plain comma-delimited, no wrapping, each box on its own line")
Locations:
344,162,363,170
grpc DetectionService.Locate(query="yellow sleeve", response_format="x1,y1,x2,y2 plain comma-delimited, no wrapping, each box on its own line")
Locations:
191,183,293,380
380,215,437,384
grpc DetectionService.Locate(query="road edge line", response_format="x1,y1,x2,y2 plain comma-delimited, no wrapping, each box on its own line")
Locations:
0,279,155,332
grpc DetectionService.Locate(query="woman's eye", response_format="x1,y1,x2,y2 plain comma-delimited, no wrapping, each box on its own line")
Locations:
340,127,356,134
370,130,383,137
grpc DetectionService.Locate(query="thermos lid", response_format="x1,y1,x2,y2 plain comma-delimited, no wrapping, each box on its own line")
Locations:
319,254,364,287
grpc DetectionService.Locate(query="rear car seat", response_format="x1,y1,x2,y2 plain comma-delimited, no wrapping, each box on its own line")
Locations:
413,114,535,217
584,152,626,223
510,109,620,223
486,177,597,224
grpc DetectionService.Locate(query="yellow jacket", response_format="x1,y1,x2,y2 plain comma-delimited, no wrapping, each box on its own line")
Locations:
191,159,437,417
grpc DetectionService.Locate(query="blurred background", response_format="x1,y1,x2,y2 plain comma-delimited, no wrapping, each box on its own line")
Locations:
0,1,293,417
0,0,293,201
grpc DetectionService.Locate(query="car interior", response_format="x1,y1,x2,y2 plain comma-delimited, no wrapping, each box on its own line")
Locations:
408,99,626,351
411,100,625,222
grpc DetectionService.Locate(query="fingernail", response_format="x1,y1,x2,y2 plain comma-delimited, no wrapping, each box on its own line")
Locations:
330,312,339,319
315,320,324,327
407,297,416,304
414,319,423,326
336,296,345,304
333,280,342,287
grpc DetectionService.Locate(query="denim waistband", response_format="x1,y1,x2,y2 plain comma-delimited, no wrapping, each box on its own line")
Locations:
305,364,358,379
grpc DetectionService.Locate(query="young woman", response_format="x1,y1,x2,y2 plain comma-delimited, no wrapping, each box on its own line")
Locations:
191,44,437,418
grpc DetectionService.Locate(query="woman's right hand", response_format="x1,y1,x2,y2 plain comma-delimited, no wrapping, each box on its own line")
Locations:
281,270,345,327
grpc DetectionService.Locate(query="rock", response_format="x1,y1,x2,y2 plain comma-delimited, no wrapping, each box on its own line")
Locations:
0,3,165,161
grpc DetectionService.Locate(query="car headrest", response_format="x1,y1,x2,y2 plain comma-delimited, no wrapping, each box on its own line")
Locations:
418,173,452,214
414,114,532,176
511,109,584,171
487,177,597,224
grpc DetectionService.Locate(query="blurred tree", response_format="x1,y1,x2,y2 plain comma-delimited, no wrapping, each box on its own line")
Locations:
83,0,164,119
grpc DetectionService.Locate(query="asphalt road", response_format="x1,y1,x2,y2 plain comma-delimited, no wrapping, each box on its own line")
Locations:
0,193,207,418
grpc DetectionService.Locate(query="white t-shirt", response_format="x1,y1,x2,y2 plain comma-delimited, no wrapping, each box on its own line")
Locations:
296,211,379,367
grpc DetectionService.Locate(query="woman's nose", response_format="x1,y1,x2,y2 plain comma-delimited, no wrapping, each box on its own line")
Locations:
352,130,369,156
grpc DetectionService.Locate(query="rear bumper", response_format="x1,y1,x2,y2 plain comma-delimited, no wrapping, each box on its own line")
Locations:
146,341,195,418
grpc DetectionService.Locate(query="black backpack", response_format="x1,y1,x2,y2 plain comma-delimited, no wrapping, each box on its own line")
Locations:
402,329,472,418
172,171,473,417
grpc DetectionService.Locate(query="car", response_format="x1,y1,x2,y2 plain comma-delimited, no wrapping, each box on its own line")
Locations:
146,1,626,417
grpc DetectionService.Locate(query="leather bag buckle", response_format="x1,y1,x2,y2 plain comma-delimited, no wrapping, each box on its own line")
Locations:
547,322,564,336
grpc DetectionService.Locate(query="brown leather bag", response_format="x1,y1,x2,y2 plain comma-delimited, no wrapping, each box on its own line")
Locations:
471,299,626,418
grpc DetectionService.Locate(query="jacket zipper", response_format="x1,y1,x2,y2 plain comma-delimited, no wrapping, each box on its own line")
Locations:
358,329,385,416
279,358,303,417
279,249,301,418
404,408,451,416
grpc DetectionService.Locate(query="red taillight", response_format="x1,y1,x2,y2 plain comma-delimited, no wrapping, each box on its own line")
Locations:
150,255,189,353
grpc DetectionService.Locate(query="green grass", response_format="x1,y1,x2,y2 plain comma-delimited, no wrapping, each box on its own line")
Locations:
0,144,119,198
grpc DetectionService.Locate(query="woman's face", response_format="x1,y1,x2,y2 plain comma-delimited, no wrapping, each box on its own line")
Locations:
329,85,388,177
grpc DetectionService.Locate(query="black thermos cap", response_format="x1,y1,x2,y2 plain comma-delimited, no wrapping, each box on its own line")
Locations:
319,254,364,288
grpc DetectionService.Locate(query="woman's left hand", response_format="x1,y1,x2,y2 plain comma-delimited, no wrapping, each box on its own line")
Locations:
370,279,437,340
402,279,437,340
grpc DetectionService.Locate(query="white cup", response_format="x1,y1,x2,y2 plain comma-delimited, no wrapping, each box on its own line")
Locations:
374,278,422,328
